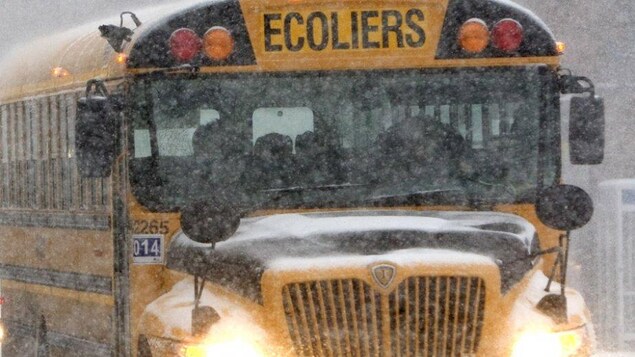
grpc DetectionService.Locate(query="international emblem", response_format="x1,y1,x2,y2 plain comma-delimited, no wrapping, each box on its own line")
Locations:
371,264,396,288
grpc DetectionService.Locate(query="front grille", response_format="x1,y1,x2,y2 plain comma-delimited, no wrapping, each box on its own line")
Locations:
282,276,486,357
283,279,384,357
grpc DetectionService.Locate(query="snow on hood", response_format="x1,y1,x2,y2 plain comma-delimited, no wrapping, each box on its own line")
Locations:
168,210,538,302
225,210,535,246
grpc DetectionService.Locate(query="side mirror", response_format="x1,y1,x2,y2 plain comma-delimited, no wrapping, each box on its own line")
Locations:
569,95,604,165
536,293,568,324
75,80,121,178
536,185,593,231
180,200,241,245
192,305,220,336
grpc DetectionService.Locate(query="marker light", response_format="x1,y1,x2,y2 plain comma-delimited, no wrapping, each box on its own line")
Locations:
170,28,202,62
115,53,128,65
511,327,587,357
203,27,235,61
458,19,490,53
492,19,524,52
184,339,263,357
51,67,70,78
556,41,566,55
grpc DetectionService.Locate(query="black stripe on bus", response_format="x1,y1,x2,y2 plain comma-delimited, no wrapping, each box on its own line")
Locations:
128,0,257,68
0,264,112,295
0,210,110,230
4,320,111,357
435,0,557,59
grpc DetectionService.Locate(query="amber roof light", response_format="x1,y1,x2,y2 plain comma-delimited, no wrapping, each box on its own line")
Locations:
458,19,490,53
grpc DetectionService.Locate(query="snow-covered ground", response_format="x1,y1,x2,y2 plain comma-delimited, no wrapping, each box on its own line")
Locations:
596,353,635,356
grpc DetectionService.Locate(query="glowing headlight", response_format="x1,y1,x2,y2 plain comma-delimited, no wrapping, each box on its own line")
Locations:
184,338,263,357
511,326,587,357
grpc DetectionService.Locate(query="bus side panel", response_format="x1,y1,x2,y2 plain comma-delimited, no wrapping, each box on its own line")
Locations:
0,225,112,275
0,224,114,356
1,281,113,357
0,91,116,355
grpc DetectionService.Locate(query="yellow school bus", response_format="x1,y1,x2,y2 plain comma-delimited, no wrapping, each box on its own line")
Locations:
0,0,606,356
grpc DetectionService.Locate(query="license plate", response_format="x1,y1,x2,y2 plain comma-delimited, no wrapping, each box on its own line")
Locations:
133,235,164,265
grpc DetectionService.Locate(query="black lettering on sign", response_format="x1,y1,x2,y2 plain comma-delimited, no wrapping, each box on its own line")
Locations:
331,12,351,50
264,13,283,52
133,220,170,234
351,11,360,49
361,11,380,49
405,9,426,48
382,10,404,48
307,12,329,50
284,12,305,51
263,9,427,52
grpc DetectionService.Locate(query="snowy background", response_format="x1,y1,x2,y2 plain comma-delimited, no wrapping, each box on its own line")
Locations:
0,0,633,354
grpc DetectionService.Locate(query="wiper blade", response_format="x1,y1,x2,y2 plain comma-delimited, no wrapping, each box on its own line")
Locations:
465,177,517,197
260,183,367,194
365,188,467,206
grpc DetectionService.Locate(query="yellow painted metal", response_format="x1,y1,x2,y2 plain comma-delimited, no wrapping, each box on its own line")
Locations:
262,255,504,356
0,0,560,104
2,280,114,306
0,0,568,354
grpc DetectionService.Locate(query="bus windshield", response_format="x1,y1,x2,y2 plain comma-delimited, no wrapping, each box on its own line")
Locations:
130,67,556,211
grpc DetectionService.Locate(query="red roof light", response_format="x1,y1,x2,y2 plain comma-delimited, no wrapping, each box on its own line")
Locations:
169,28,202,62
492,19,524,52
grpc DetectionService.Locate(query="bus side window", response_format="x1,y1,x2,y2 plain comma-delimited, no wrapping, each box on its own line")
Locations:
57,95,75,209
26,100,33,208
0,105,6,207
7,103,15,207
72,91,84,210
470,104,484,149
199,109,219,125
16,101,25,207
134,109,219,158
37,97,47,209
252,107,314,154
489,104,501,137
53,95,66,209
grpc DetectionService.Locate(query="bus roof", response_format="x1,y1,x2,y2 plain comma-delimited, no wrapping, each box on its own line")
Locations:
0,0,211,102
0,0,558,103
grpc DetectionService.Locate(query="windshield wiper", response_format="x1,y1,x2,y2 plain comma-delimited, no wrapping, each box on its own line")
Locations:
466,177,517,196
260,183,368,194
365,188,467,206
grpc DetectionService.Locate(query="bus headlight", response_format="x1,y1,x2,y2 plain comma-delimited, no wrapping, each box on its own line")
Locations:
184,338,263,357
511,325,587,357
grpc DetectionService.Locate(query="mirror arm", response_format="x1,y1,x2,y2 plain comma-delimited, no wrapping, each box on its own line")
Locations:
544,233,570,296
529,246,561,259
559,70,596,95
193,275,206,310
85,79,109,98
560,232,571,296
191,275,221,336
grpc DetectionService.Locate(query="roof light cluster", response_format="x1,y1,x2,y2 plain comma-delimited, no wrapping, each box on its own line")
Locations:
169,27,235,63
458,18,524,54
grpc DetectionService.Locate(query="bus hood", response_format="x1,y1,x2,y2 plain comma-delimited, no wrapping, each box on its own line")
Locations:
167,210,537,303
